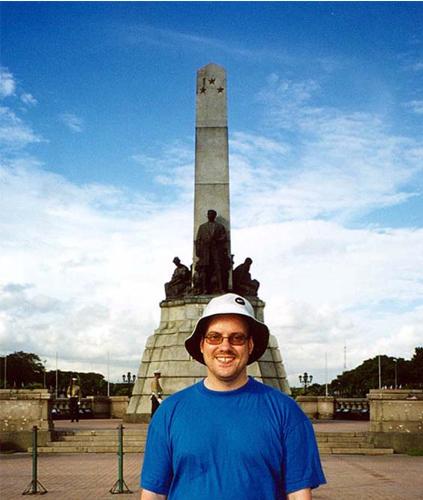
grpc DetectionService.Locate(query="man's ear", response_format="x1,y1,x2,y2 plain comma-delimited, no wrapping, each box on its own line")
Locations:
200,338,205,354
248,337,254,356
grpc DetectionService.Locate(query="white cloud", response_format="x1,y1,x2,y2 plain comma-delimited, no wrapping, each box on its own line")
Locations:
405,99,423,114
122,23,290,62
1,68,422,387
0,106,43,150
0,156,194,380
228,75,422,227
20,92,38,107
131,141,194,194
0,67,16,98
2,143,423,385
412,61,423,71
60,113,84,132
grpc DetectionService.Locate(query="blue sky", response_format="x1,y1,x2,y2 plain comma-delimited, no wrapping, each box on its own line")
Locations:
1,2,423,386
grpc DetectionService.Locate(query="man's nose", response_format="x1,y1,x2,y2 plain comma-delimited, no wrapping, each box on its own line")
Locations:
218,337,235,349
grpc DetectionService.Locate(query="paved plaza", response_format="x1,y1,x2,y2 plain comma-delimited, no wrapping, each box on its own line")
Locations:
1,452,422,499
1,420,422,499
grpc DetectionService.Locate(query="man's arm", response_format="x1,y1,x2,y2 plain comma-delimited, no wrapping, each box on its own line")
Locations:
287,488,312,500
140,488,167,500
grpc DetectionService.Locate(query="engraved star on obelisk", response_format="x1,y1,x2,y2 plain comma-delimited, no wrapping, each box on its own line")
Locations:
208,78,216,85
199,87,206,94
217,86,224,93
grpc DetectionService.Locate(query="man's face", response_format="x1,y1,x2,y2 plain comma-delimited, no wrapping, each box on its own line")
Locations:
207,210,216,222
200,314,253,390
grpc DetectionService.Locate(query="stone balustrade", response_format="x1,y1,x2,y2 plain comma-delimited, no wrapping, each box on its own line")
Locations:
368,389,423,453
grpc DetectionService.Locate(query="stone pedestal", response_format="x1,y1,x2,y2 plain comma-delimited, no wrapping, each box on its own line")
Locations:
296,396,318,419
125,296,290,422
317,396,335,420
368,389,423,453
295,396,334,420
110,396,129,419
86,396,111,418
0,389,53,451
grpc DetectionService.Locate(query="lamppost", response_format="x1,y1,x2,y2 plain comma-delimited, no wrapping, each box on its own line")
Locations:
393,358,398,389
299,372,313,394
122,372,136,396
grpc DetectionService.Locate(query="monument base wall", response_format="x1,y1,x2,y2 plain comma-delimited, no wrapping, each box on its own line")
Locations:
0,389,53,451
125,296,290,423
110,396,129,419
367,389,423,453
296,396,335,420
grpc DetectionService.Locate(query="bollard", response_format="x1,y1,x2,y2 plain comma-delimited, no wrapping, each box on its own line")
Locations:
22,426,48,495
109,424,132,494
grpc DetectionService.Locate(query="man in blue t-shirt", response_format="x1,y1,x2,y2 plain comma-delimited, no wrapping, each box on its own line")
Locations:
140,293,326,500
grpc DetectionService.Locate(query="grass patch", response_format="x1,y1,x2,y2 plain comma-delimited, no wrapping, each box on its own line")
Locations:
407,448,423,456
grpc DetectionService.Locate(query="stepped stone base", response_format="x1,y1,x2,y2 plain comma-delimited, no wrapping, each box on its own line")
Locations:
125,296,290,423
30,428,394,455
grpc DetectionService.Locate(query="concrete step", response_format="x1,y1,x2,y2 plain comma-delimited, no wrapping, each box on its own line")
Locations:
59,435,146,442
29,446,144,453
316,431,368,437
330,448,394,455
54,430,147,436
42,441,145,450
29,430,394,455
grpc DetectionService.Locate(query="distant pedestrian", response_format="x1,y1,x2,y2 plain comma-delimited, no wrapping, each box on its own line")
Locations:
67,376,80,423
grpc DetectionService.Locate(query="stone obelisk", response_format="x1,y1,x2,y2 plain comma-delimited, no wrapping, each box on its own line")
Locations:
125,64,290,423
193,64,230,259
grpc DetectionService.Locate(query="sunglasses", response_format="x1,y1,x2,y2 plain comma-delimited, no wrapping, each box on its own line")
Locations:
203,333,250,346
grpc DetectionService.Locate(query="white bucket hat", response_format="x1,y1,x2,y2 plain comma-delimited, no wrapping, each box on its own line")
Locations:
185,293,269,365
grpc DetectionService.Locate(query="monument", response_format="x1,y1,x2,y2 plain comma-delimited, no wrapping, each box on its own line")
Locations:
126,64,289,422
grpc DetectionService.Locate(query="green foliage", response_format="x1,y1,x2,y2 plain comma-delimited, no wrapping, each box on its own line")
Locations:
407,449,423,456
0,351,44,388
329,348,422,397
53,370,107,397
112,384,132,396
0,352,108,396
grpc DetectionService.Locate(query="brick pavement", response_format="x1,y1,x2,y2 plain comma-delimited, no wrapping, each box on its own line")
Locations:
1,452,423,499
1,420,423,499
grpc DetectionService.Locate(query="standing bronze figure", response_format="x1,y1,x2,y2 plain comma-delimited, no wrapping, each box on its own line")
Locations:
195,210,229,294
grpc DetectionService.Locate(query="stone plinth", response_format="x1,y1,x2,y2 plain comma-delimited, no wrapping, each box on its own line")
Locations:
110,396,129,419
125,296,290,422
368,389,423,453
86,396,111,418
296,396,335,420
0,389,53,451
296,396,318,419
317,396,335,420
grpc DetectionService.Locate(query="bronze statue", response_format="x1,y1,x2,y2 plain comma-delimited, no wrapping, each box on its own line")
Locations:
233,257,259,297
165,257,191,298
195,210,229,294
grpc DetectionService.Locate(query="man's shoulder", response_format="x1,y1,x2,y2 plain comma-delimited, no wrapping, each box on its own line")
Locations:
249,378,303,412
160,382,200,408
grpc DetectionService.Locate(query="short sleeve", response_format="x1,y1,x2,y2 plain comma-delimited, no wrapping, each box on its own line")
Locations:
140,407,173,494
282,418,326,494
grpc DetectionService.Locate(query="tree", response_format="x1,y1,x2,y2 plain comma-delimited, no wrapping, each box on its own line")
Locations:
329,348,422,397
0,352,44,388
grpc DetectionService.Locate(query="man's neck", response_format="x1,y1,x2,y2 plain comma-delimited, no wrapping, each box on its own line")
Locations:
204,374,249,392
